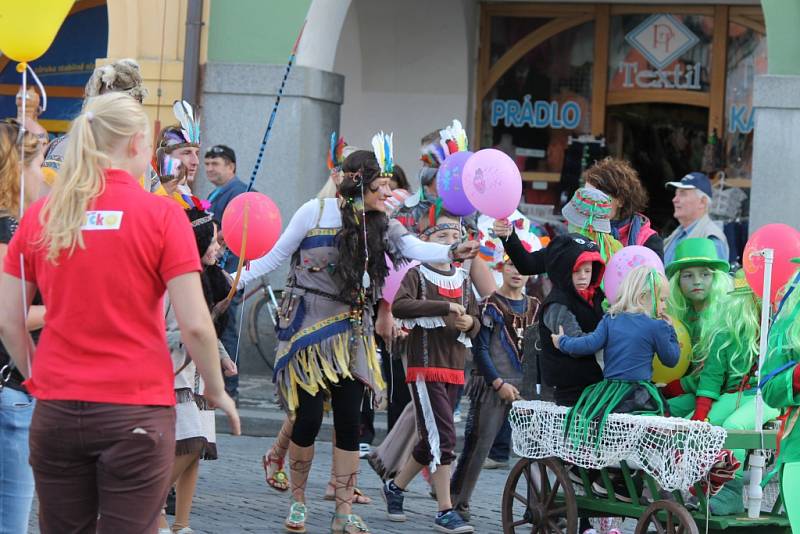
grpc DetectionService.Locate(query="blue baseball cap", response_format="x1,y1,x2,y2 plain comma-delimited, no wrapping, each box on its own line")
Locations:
666,172,713,198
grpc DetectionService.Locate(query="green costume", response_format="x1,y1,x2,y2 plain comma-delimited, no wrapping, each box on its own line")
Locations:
665,238,731,417
761,264,800,531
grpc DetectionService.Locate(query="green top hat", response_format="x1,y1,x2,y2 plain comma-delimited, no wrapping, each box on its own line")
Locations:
666,238,730,278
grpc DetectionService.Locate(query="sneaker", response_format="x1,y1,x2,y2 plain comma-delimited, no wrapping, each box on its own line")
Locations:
453,409,463,423
434,510,474,533
382,480,406,522
454,503,471,522
358,443,371,458
482,457,509,470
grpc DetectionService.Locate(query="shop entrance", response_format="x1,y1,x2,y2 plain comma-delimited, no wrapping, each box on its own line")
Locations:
606,103,710,234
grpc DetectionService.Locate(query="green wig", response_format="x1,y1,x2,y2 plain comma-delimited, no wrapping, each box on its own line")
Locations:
694,290,760,375
768,268,800,363
667,269,732,361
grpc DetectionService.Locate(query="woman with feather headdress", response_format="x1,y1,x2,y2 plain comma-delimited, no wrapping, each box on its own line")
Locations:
238,132,479,533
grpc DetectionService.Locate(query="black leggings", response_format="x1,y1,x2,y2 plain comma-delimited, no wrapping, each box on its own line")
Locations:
291,378,365,451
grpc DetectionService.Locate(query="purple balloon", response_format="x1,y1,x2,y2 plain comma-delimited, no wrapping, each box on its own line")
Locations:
436,151,475,216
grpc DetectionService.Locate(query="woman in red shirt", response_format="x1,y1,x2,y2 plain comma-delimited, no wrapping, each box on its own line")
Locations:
0,92,240,534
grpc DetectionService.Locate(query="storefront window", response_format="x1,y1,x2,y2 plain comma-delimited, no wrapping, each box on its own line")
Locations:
489,17,549,68
608,14,713,93
480,20,594,175
724,23,767,181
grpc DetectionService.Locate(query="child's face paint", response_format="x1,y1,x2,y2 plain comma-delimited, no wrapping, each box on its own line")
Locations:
502,262,529,290
679,266,713,303
428,227,461,246
572,262,593,291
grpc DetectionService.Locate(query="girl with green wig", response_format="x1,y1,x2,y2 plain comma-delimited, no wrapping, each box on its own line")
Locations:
661,238,731,415
678,271,781,514
761,262,800,531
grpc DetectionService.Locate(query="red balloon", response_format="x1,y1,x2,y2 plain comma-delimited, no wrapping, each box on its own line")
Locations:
221,192,282,261
743,224,800,303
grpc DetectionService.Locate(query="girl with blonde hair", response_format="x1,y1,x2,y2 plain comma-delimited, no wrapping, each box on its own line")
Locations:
552,266,680,446
0,92,239,534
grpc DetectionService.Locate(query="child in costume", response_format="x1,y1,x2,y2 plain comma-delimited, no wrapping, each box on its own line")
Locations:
662,238,731,416
562,187,623,265
450,261,540,521
553,266,679,438
682,270,781,514
384,211,481,533
159,202,238,534
761,263,800,531
538,234,607,406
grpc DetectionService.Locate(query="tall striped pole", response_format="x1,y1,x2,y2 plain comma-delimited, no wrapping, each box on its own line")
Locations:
246,20,306,192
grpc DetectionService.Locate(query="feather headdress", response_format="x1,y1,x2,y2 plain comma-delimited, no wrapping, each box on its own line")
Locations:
327,131,347,170
371,131,394,177
161,100,201,149
420,119,468,168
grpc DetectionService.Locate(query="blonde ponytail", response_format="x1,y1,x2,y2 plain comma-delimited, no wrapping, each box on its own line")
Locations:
40,93,149,262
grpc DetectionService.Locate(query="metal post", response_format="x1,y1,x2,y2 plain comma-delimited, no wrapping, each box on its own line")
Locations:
747,247,774,519
181,0,204,104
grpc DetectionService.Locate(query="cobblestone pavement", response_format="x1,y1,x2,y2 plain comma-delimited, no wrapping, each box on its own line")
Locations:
29,434,512,533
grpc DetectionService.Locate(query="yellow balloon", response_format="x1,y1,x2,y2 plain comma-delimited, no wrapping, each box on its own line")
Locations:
0,0,74,63
652,317,693,385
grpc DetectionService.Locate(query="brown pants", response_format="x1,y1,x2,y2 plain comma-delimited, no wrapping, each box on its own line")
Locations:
410,380,459,466
29,400,175,534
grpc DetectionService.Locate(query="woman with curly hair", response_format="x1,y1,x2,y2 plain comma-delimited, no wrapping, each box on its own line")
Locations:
584,157,664,259
239,143,478,533
0,119,46,534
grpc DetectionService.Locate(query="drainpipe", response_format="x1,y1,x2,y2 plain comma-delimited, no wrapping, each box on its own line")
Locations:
182,0,203,104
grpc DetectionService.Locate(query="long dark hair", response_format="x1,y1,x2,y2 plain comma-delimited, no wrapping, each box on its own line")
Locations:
185,207,230,336
335,150,394,302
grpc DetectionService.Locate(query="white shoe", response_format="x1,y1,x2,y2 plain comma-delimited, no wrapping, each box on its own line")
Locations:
358,443,371,458
174,529,194,534
453,410,463,423
158,529,171,534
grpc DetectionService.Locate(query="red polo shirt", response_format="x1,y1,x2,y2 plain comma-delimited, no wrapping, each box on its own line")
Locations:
3,169,201,405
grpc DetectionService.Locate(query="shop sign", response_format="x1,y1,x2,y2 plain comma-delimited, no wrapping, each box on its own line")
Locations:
490,96,582,129
729,105,755,134
620,14,702,90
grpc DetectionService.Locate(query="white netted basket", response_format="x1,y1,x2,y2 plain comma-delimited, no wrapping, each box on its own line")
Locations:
509,400,727,491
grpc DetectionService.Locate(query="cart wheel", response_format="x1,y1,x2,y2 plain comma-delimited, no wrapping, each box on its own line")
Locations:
634,500,698,534
501,457,577,534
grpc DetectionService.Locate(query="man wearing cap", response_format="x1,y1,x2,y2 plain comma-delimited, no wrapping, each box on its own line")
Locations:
663,172,728,265
206,144,247,238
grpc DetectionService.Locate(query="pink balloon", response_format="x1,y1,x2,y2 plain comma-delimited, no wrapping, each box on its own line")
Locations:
382,254,419,304
602,246,665,304
462,148,522,219
221,192,282,261
743,224,800,303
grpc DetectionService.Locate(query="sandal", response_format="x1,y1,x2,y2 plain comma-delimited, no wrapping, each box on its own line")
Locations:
331,513,370,533
325,483,371,504
285,500,307,533
263,453,289,492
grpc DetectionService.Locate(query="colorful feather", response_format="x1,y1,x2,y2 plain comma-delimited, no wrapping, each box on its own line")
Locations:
371,131,394,176
172,100,200,145
327,131,347,170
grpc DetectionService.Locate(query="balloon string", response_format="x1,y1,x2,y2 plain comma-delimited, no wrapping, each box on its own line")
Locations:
18,65,32,379
26,64,47,113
